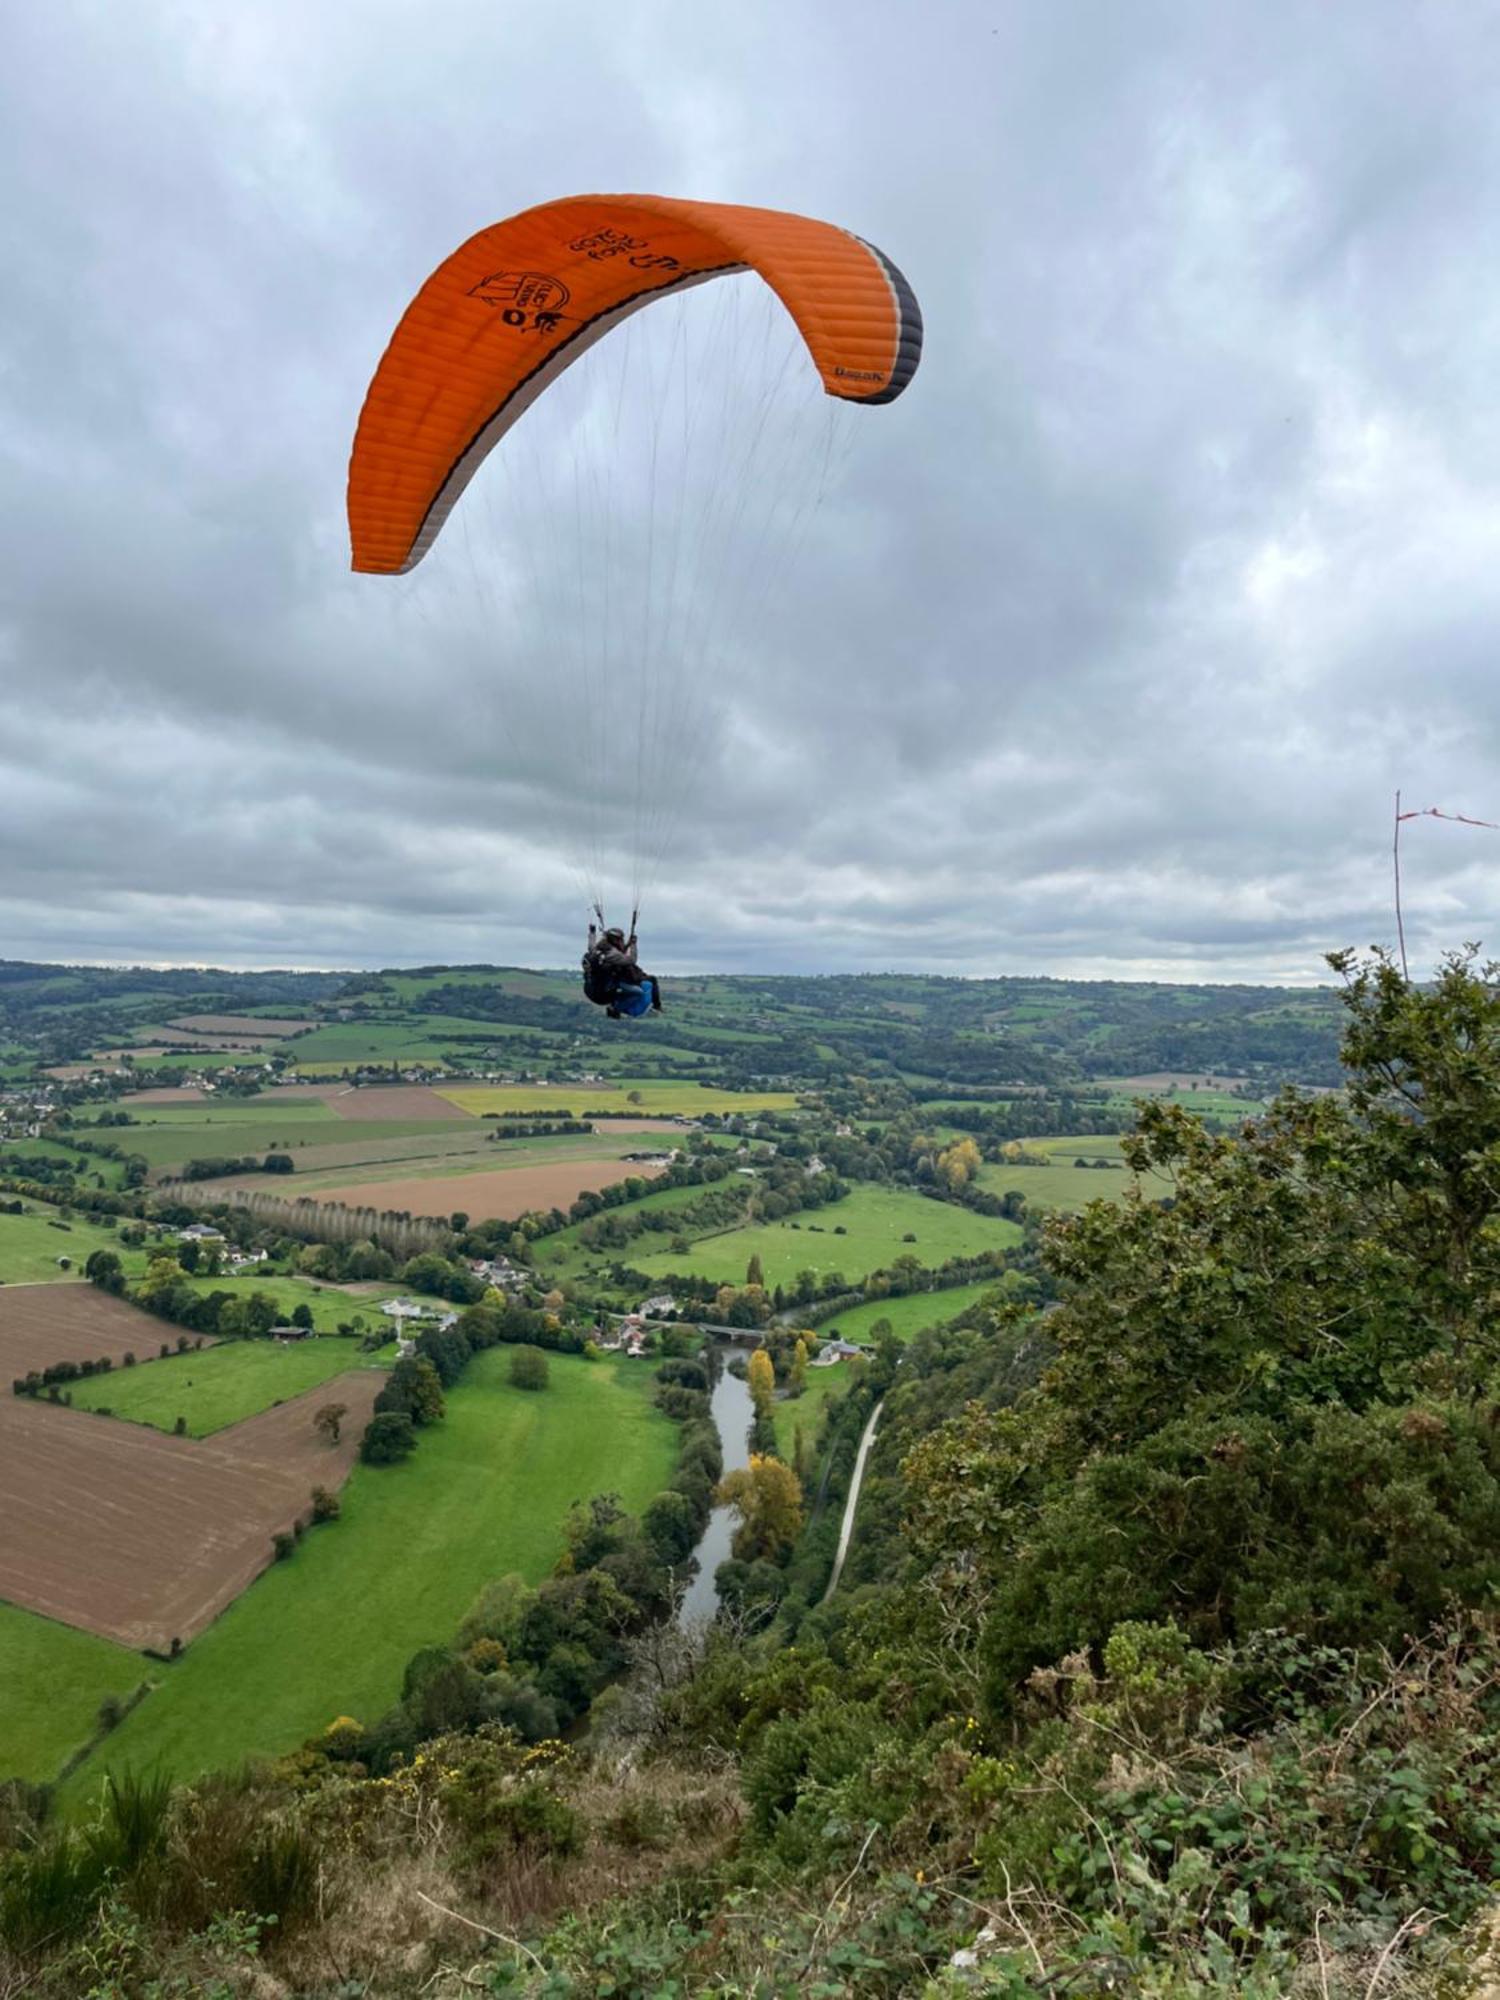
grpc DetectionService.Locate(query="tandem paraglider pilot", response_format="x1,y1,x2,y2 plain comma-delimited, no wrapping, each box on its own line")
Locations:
582,921,662,1020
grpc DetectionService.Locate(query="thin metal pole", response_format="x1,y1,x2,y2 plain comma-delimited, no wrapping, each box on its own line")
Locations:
1394,789,1410,982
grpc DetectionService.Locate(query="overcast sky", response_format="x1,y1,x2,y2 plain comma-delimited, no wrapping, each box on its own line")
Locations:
3,1,1499,983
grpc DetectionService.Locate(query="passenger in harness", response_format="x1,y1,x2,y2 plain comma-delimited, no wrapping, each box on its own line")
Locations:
582,918,662,1019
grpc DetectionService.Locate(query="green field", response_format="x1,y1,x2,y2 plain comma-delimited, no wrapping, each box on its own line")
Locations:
58,1348,677,1797
257,1126,668,1196
67,1337,386,1437
0,1604,145,1784
814,1279,1009,1345
534,1176,746,1277
0,1205,131,1284
770,1362,853,1462
443,1081,797,1118
979,1134,1176,1213
152,1273,401,1333
630,1185,1021,1289
1,1135,128,1187
127,1120,492,1174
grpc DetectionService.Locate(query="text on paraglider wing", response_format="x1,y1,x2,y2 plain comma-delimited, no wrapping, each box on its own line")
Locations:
565,225,681,272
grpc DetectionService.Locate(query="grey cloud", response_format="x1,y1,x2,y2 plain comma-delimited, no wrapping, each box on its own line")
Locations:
3,0,1500,983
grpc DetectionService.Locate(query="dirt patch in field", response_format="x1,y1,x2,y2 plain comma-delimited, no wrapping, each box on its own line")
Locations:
170,1016,314,1037
321,1085,474,1123
300,1158,667,1223
0,1286,200,1376
120,1087,212,1105
0,1370,384,1650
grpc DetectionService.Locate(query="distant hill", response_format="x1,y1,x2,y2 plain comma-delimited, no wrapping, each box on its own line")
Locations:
0,958,1346,1092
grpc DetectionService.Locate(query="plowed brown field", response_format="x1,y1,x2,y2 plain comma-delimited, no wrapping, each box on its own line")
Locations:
0,1370,383,1649
0,1285,199,1376
302,1158,667,1222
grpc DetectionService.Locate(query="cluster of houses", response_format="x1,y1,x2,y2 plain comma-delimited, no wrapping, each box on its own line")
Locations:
595,1314,650,1357
468,1255,527,1294
0,1085,52,1143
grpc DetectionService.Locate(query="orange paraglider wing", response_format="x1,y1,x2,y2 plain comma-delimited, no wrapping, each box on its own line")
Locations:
348,193,922,574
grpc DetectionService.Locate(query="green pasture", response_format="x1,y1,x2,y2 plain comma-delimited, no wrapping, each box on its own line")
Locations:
813,1278,1009,1345
155,1274,401,1336
978,1142,1175,1213
630,1185,1021,1290
443,1081,797,1118
66,1337,386,1438
281,1020,501,1068
1098,1087,1267,1120
377,968,579,1006
770,1363,853,1462
113,1049,271,1072
0,1605,145,1784
534,1178,739,1276
101,1100,338,1126
1,1136,126,1188
0,1205,130,1285
61,1349,677,1796
276,1126,663,1190
125,1118,489,1175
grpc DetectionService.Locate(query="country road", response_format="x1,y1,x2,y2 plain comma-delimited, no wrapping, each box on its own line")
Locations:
822,1398,884,1604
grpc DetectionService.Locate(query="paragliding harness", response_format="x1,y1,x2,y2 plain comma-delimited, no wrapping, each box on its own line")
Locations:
583,907,662,1019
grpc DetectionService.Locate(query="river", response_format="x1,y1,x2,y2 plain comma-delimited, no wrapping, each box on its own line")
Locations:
677,1347,753,1626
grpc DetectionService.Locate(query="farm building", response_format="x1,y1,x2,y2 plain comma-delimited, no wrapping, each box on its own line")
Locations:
811,1338,869,1368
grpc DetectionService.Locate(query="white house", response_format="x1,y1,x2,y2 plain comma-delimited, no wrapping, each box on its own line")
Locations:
811,1338,868,1368
638,1293,678,1319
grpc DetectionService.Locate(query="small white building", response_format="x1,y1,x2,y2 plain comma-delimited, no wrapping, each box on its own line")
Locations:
638,1293,677,1319
811,1338,868,1368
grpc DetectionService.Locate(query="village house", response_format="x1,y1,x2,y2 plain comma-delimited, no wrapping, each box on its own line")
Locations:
811,1338,869,1368
470,1256,526,1293
637,1293,678,1319
178,1224,225,1243
597,1314,648,1357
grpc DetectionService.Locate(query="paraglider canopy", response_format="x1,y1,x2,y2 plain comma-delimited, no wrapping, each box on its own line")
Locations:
348,193,922,575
